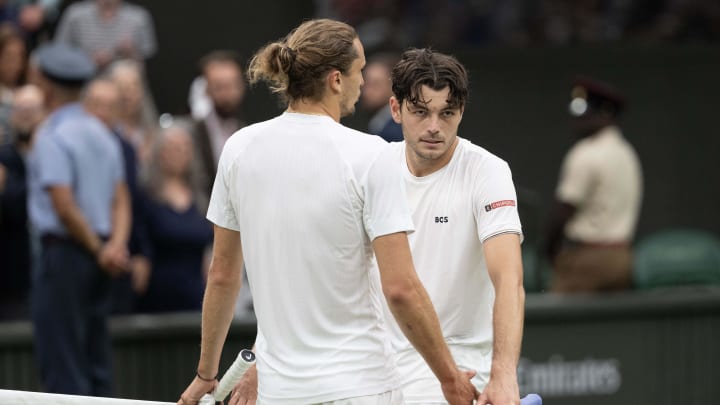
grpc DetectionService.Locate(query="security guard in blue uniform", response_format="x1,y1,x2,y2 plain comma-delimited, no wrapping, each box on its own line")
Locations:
28,42,131,396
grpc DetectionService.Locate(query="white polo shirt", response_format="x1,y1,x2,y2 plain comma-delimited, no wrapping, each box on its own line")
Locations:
384,138,523,403
556,126,643,243
207,112,414,404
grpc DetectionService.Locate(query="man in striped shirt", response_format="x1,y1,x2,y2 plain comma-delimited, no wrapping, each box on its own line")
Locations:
54,0,156,69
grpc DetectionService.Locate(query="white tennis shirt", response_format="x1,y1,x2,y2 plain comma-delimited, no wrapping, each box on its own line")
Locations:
384,138,523,403
207,112,414,404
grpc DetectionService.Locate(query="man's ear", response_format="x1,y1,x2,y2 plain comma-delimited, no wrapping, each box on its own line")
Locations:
389,96,402,124
328,70,342,94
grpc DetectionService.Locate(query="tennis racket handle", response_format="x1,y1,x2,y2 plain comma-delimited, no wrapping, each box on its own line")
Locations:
520,393,542,405
214,349,257,402
198,393,215,405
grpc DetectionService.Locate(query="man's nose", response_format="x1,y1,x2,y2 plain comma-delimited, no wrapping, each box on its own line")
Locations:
426,114,440,134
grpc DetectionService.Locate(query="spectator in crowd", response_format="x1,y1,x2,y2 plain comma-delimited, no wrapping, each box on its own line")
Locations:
54,0,157,70
543,76,643,293
106,58,158,165
0,1,26,31
623,0,720,42
82,76,151,313
12,0,61,49
0,23,26,144
0,83,44,321
189,50,246,198
135,119,212,314
28,42,130,395
359,51,403,142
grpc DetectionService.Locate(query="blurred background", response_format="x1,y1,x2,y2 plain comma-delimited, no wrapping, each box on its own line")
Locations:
0,0,718,404
141,0,720,244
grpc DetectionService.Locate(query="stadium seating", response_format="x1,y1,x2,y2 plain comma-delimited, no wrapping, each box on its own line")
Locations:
633,229,720,289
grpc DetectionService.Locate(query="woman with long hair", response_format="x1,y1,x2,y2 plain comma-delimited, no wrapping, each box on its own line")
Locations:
135,119,212,313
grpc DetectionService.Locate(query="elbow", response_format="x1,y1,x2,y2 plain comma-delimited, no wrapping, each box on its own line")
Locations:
383,280,419,309
206,261,241,289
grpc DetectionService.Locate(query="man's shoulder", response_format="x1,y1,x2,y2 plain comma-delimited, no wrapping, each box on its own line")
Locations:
119,2,152,18
455,137,510,171
343,125,389,148
63,1,94,19
56,108,105,132
220,117,277,155
565,134,608,165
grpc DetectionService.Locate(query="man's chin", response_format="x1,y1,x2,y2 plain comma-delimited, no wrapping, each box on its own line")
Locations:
214,106,239,119
340,105,356,118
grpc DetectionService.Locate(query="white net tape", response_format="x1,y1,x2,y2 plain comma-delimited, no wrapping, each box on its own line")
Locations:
0,350,256,405
0,389,173,405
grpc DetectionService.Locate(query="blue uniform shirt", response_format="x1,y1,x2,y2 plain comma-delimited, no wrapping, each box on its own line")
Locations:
28,103,124,236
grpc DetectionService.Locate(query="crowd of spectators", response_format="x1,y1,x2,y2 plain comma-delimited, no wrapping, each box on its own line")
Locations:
0,0,238,324
316,0,720,51
0,0,717,324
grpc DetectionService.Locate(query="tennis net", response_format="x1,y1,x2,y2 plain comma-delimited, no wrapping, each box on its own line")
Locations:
0,389,174,405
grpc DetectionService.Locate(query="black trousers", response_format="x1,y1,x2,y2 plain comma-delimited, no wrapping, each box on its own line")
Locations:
32,236,113,396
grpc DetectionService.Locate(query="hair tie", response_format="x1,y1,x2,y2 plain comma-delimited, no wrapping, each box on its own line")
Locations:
281,45,297,73
286,46,297,62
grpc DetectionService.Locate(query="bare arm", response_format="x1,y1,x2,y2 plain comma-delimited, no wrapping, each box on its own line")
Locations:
178,225,243,404
108,181,131,247
374,232,477,405
100,181,132,273
542,200,577,261
478,233,525,405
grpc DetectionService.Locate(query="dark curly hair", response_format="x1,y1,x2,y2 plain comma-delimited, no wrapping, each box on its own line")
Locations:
390,48,468,109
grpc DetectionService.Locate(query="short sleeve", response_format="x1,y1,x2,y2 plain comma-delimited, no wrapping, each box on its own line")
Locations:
35,135,73,188
474,159,523,242
362,146,414,240
556,144,594,205
207,146,240,231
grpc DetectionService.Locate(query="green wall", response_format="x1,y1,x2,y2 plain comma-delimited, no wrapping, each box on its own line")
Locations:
2,288,719,404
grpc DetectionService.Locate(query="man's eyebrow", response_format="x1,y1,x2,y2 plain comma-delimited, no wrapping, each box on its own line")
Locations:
410,99,432,107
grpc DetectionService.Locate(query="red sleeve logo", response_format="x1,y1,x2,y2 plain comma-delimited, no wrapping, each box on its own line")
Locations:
484,200,516,212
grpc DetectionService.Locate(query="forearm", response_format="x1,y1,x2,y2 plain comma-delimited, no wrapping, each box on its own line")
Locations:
57,202,103,254
109,183,131,245
386,282,458,383
543,201,577,260
375,233,458,383
198,258,243,378
490,278,525,378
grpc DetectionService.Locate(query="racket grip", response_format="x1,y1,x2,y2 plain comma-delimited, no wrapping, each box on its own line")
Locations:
198,393,215,405
213,349,257,402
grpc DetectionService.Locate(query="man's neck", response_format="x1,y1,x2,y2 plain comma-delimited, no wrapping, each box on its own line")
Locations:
16,140,32,154
47,96,77,113
287,99,340,122
98,2,120,19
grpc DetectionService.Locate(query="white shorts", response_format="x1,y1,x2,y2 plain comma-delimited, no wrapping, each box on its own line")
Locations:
317,389,405,405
